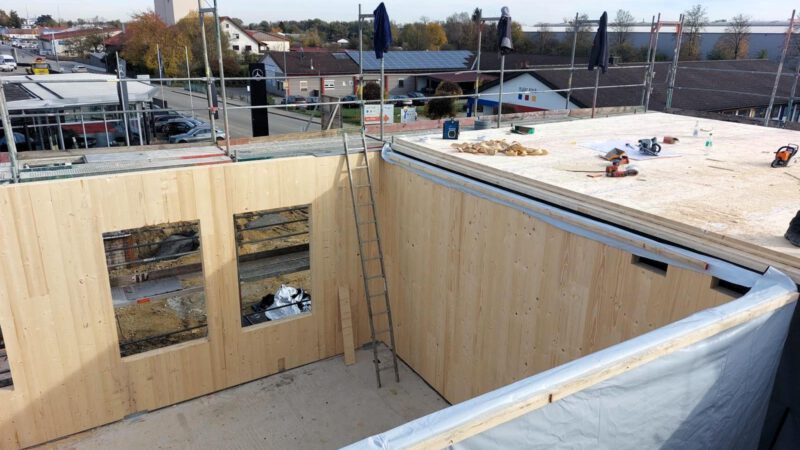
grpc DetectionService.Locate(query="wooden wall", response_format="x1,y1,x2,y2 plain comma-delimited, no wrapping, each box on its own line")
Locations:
379,163,739,404
0,154,377,449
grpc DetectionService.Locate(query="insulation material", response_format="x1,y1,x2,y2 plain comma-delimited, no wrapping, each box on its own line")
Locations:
346,269,797,449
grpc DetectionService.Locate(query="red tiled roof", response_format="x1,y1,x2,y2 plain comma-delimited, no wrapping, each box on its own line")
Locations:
40,27,119,41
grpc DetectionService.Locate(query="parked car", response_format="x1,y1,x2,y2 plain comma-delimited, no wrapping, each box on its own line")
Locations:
153,112,189,128
390,94,413,107
71,65,88,73
169,127,225,144
159,118,205,136
280,95,307,107
0,61,13,72
62,129,97,149
407,91,426,105
340,95,359,108
306,96,320,109
0,132,31,151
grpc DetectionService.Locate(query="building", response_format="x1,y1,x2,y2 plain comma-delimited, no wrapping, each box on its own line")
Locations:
262,50,360,97
0,110,798,449
3,73,158,150
219,17,263,55
38,27,121,57
246,30,290,53
154,0,196,26
477,58,799,122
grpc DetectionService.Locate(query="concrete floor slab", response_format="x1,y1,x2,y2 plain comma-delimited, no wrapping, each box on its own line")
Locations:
37,346,448,450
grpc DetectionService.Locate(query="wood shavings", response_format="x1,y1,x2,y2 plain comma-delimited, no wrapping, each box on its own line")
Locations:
451,139,548,157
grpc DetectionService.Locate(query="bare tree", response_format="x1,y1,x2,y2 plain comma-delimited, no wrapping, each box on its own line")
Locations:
535,23,557,54
612,9,636,49
709,14,751,59
681,4,708,60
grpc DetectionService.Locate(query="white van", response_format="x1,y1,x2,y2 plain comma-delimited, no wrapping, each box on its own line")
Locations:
0,55,16,68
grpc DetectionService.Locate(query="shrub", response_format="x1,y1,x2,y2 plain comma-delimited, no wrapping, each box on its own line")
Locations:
362,81,381,101
425,81,463,119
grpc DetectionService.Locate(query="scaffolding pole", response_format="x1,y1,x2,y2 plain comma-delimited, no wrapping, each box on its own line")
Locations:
565,13,579,109
644,14,662,111
472,17,482,117
212,0,233,158
665,14,685,110
765,9,796,126
185,46,195,118
641,15,657,107
786,58,800,124
198,0,218,143
0,82,20,182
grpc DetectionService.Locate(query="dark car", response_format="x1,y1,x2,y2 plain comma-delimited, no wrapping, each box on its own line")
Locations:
341,95,359,108
390,95,413,107
407,91,426,106
156,117,204,135
280,95,307,107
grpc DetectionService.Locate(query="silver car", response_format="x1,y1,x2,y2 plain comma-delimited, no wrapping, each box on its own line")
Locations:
169,127,226,144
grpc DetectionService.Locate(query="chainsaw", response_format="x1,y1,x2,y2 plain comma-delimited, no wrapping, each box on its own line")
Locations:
772,144,798,168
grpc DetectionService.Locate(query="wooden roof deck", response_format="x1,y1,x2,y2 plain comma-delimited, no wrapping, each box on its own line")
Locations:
393,112,800,282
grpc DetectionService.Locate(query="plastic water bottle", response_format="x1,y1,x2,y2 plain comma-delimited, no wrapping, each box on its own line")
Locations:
693,121,699,137
705,132,713,148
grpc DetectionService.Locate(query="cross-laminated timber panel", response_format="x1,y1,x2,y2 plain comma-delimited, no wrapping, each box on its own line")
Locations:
379,160,743,404
0,154,377,449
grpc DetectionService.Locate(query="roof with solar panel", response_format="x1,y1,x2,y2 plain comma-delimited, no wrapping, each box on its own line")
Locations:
345,50,473,72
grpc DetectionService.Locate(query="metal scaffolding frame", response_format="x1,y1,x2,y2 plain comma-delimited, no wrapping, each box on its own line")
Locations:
1,6,798,184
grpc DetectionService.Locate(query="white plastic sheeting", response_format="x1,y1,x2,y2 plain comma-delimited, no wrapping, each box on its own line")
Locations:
346,269,797,450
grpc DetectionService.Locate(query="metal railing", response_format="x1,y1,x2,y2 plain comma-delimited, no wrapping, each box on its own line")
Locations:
1,5,798,185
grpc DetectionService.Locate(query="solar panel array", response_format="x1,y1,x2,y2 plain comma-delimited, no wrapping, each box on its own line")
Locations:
345,50,473,71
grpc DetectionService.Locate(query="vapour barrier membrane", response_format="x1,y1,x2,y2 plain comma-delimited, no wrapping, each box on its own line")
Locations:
342,146,800,450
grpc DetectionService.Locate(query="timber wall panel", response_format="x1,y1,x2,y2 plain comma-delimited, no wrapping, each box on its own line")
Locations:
379,163,738,404
0,154,376,449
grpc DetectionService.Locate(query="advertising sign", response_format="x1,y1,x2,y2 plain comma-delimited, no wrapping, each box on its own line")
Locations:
364,104,394,124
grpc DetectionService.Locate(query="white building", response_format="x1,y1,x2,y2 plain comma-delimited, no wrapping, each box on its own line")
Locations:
220,17,262,55
154,0,196,26
478,72,578,114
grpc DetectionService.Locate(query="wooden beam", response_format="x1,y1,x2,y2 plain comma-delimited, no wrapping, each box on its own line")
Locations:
339,286,356,366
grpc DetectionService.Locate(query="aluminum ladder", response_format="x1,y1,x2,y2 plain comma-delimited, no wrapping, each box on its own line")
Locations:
343,132,400,387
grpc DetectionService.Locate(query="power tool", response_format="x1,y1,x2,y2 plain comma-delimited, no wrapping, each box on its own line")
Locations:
771,144,798,168
636,137,661,156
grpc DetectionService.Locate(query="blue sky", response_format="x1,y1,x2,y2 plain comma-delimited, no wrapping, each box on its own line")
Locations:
14,0,799,25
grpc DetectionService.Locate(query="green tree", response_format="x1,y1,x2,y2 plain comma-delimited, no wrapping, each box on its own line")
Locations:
8,10,22,28
425,81,462,119
35,14,57,27
301,28,322,47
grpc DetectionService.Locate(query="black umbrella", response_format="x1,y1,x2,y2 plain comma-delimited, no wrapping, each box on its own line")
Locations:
373,2,391,59
588,11,608,117
588,11,609,73
498,6,513,55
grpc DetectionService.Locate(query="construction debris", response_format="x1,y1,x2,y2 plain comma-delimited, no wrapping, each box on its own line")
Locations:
451,140,548,156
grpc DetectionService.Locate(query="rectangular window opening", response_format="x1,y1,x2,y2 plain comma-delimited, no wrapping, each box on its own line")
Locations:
234,205,311,327
711,277,750,297
631,254,668,275
103,220,207,358
0,324,12,389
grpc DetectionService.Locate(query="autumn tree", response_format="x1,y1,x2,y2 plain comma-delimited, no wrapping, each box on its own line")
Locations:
121,11,170,75
612,10,635,49
534,24,558,55
399,21,447,50
301,29,322,47
708,14,751,60
426,22,447,50
443,12,479,50
681,4,708,60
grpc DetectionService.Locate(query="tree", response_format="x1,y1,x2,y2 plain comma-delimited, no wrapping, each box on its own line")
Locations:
425,81,462,119
301,29,322,47
511,22,533,53
756,49,769,59
426,22,447,50
362,81,381,101
534,24,558,55
443,12,482,50
708,14,751,60
0,10,10,27
611,10,635,49
681,4,708,60
557,13,592,56
8,10,22,28
35,14,57,27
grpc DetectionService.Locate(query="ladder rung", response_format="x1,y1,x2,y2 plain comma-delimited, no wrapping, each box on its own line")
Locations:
369,290,387,298
356,203,373,207
361,239,379,244
353,184,372,188
362,256,381,262
366,275,384,281
371,310,388,316
358,220,376,225
373,328,391,335
379,364,396,372
352,165,369,169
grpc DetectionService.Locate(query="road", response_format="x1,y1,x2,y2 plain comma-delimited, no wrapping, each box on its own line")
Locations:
7,46,106,74
154,86,330,138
